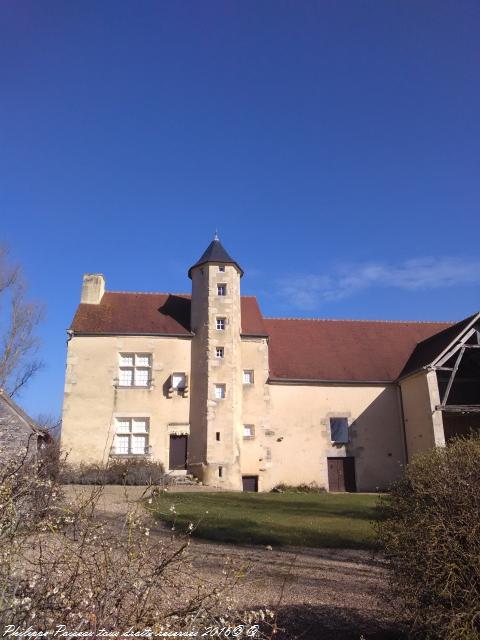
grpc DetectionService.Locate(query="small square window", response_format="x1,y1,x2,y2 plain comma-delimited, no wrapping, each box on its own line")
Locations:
243,424,255,439
218,265,225,272
243,370,254,385
217,284,227,296
172,372,187,389
329,417,349,444
216,317,226,330
214,384,226,400
216,347,224,359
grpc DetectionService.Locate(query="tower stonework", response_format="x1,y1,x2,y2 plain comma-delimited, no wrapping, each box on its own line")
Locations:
188,237,244,490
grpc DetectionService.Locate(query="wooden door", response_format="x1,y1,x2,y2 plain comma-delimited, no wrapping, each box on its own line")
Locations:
169,435,188,470
327,457,356,492
242,475,258,492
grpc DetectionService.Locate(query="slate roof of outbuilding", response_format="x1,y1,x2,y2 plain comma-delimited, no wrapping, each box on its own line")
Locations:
69,290,462,382
399,313,479,379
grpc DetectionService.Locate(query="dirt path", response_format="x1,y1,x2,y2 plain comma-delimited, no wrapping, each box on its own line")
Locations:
62,485,404,639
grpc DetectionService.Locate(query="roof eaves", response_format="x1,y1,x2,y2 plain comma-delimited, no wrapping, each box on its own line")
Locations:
267,377,394,386
70,331,194,338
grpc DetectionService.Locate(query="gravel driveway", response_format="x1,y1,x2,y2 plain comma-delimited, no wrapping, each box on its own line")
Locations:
62,485,405,639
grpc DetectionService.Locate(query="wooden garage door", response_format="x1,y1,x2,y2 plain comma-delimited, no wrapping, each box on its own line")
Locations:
242,475,258,492
169,435,188,470
327,457,356,492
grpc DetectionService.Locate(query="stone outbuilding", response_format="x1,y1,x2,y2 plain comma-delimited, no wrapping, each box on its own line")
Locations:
0,388,52,463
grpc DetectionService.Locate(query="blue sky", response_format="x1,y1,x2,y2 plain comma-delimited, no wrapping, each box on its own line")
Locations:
1,1,479,418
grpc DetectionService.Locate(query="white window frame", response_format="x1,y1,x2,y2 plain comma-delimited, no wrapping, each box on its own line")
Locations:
216,347,224,359
113,418,150,455
243,424,255,439
216,317,226,331
118,353,152,388
217,284,227,296
243,370,254,385
214,384,226,400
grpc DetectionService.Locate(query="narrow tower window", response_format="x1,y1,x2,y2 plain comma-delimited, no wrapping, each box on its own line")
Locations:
214,384,226,399
216,347,224,358
243,424,255,439
217,284,227,296
243,370,254,385
218,265,225,272
216,317,226,330
216,432,221,441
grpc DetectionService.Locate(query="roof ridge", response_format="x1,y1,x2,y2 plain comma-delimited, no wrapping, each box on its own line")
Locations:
107,290,258,299
108,290,191,296
264,316,453,324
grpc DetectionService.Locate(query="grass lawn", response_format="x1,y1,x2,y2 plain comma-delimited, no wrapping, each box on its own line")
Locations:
149,491,381,549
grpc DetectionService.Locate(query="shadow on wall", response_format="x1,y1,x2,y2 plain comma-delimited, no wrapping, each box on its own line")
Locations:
344,387,405,492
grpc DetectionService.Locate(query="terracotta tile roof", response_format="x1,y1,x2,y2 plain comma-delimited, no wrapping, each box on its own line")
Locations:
264,318,452,382
70,292,267,337
71,291,461,382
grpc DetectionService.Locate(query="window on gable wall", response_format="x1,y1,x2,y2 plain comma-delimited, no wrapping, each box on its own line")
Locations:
329,417,349,444
118,354,151,387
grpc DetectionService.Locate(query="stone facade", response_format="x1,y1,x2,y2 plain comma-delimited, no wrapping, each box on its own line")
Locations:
60,238,480,492
0,389,50,463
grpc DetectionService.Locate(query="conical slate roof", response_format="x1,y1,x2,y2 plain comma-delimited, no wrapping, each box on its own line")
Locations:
188,237,244,278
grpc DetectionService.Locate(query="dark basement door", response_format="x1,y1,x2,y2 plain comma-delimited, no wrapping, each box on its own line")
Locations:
169,435,188,470
327,457,356,492
242,475,258,492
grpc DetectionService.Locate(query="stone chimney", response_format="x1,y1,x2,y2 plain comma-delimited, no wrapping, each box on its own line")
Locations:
80,274,105,304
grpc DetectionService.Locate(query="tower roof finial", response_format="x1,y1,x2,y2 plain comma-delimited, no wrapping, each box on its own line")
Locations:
214,230,219,242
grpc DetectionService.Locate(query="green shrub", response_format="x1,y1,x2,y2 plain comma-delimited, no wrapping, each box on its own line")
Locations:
61,458,166,485
376,436,480,639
